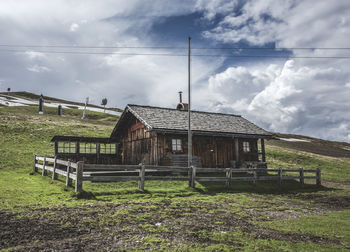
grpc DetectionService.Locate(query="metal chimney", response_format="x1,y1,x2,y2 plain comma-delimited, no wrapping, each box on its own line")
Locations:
179,91,182,103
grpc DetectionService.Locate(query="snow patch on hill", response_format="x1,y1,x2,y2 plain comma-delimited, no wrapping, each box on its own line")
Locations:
0,94,121,116
278,137,311,143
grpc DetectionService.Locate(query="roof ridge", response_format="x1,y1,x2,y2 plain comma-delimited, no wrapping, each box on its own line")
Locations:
127,104,242,117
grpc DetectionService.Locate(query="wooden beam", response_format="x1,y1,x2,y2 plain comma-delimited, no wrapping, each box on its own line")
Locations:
190,166,196,188
261,139,266,162
75,161,84,193
52,156,58,180
66,161,72,187
138,164,145,190
234,138,239,163
41,157,47,176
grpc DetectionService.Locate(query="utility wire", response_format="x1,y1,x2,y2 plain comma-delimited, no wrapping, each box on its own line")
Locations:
1,49,350,59
0,44,350,50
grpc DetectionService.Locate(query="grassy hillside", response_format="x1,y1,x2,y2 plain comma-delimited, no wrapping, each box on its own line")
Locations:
0,105,350,251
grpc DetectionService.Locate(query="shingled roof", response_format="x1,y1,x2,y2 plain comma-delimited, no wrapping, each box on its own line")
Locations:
112,104,272,138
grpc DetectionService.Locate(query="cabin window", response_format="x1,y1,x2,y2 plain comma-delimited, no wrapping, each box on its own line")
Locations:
243,141,250,152
100,144,116,154
57,142,76,153
79,143,97,154
172,139,182,151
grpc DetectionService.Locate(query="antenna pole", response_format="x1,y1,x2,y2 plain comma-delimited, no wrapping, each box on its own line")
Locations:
188,36,192,168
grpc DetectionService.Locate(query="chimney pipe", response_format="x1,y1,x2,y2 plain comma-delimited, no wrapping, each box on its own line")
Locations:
179,91,182,103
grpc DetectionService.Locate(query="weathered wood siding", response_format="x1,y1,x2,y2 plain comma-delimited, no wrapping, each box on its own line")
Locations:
119,118,155,165
157,135,258,168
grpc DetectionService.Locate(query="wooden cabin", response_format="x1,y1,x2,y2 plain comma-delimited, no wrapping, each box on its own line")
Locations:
110,104,272,168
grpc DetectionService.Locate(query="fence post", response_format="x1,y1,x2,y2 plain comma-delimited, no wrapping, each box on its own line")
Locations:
42,157,47,176
190,166,196,188
52,156,58,180
138,163,145,190
253,169,257,186
299,168,304,187
75,161,84,193
316,168,321,186
278,168,283,186
66,161,72,187
188,166,192,187
33,155,37,172
226,168,232,188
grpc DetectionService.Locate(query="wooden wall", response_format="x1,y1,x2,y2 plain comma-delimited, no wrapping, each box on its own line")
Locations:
157,134,259,168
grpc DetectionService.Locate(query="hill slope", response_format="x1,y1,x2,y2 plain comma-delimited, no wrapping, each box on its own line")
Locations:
0,105,349,251
268,133,350,158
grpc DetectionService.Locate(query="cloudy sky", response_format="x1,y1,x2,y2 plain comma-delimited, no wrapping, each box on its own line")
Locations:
0,0,350,142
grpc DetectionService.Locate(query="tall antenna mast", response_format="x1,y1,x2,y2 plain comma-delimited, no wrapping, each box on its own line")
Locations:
188,36,192,168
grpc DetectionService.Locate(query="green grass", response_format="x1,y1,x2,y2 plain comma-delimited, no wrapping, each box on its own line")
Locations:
266,145,350,183
1,105,350,251
261,210,350,248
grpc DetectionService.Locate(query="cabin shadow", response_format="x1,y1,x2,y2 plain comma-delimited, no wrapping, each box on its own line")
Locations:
194,180,333,195
74,180,333,201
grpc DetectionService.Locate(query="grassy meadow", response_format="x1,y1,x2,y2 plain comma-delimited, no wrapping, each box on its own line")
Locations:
0,105,350,251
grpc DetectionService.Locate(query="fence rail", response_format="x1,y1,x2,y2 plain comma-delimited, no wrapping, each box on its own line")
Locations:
33,155,321,193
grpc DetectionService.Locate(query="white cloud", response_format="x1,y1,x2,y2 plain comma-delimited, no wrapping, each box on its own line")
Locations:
27,65,51,73
24,51,47,60
70,23,79,32
205,60,350,141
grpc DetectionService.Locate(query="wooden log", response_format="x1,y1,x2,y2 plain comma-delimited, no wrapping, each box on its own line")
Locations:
83,176,140,182
45,157,55,163
144,176,188,181
56,159,69,166
299,168,304,187
316,168,321,186
196,177,227,182
83,164,140,171
138,164,145,190
69,173,77,180
190,166,196,188
33,155,38,172
36,156,45,161
35,164,44,169
226,168,232,188
52,156,58,180
41,157,47,176
75,161,83,193
66,161,72,187
54,168,67,177
195,168,227,172
43,165,54,172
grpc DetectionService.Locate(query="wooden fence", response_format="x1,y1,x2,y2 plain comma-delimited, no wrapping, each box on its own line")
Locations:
33,155,321,193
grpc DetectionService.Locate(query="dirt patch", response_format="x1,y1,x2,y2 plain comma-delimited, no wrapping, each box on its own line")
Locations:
292,194,350,210
0,211,88,250
0,198,342,251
